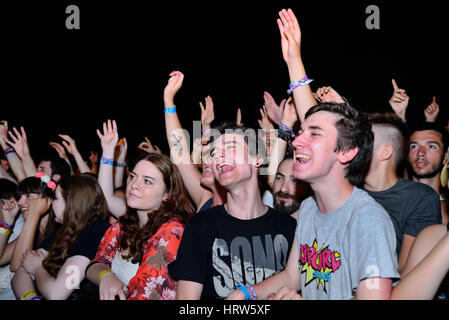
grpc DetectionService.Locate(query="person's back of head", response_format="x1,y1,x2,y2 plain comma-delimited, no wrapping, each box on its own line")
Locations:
366,112,409,169
304,102,374,188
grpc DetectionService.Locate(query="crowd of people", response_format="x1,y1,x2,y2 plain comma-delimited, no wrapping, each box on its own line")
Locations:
0,8,448,301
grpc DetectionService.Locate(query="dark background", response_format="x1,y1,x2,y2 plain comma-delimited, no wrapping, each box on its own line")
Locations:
1,1,446,164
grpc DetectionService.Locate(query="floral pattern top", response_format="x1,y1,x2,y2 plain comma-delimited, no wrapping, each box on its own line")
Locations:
91,218,185,300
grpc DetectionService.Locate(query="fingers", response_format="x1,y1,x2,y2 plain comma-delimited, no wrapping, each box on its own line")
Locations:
392,79,399,90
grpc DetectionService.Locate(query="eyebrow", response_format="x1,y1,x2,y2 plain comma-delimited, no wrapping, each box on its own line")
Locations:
130,171,156,182
410,140,441,145
307,125,324,131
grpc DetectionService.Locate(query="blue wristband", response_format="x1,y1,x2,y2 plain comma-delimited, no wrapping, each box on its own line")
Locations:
164,105,177,114
100,156,114,166
235,285,251,300
114,162,126,167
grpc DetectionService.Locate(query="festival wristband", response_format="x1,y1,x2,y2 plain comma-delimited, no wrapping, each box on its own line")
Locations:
114,162,126,168
164,105,177,114
100,156,114,166
0,227,11,236
287,76,314,95
246,285,257,300
235,285,251,300
22,290,37,300
6,152,16,161
97,269,113,283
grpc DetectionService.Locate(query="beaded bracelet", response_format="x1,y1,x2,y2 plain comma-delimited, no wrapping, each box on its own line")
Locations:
277,122,296,142
0,220,13,230
0,227,11,236
287,75,314,95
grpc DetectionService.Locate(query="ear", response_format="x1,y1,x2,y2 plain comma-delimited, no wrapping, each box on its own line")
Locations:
380,144,394,161
162,193,169,203
252,155,265,169
337,147,358,165
443,151,448,166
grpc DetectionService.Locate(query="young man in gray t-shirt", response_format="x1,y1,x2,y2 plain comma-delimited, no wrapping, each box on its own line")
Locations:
228,101,400,300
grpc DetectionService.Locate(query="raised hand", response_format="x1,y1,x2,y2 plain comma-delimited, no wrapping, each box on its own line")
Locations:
258,105,275,131
5,127,31,159
96,120,119,158
1,196,20,226
424,96,439,123
138,137,161,154
49,141,70,162
388,79,409,121
200,96,215,128
0,121,8,147
314,86,345,104
281,96,299,128
163,71,184,106
277,8,302,65
263,91,285,125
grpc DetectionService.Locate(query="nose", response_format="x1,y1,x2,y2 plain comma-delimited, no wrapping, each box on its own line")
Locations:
417,145,427,157
280,180,290,194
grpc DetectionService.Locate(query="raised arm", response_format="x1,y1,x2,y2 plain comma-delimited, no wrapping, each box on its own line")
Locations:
59,134,92,173
0,121,26,182
6,126,37,177
277,8,317,123
0,197,20,265
163,71,213,210
49,142,73,174
96,120,127,218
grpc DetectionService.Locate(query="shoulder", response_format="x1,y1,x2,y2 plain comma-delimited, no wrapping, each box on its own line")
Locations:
398,179,439,197
187,204,225,226
351,188,392,225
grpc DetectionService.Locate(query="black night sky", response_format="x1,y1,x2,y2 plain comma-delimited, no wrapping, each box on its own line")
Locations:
2,1,446,164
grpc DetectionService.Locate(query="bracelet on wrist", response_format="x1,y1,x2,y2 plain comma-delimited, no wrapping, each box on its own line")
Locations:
21,290,37,300
287,75,314,95
114,162,126,168
6,152,16,161
0,220,13,230
97,269,114,283
164,105,177,114
100,156,115,166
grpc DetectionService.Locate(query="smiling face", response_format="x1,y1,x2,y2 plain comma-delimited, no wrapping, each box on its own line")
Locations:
210,133,256,189
408,130,446,179
126,160,168,212
17,193,40,220
291,111,342,184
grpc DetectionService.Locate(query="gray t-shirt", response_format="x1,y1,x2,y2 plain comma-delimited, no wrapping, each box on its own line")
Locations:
364,178,442,256
296,187,400,300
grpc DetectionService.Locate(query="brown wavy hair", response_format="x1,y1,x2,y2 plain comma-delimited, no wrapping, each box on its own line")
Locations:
43,174,109,277
119,153,195,264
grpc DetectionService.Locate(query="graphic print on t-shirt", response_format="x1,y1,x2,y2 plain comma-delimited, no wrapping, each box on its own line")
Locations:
212,234,289,297
299,239,342,292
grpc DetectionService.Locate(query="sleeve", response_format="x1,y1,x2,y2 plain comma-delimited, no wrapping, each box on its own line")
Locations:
67,221,110,261
127,220,185,300
348,205,401,288
90,222,121,267
403,191,442,237
167,218,207,284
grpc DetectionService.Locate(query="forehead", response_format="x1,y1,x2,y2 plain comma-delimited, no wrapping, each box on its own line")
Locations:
213,133,246,148
132,160,163,178
277,159,294,175
303,111,341,131
410,130,443,144
38,161,51,168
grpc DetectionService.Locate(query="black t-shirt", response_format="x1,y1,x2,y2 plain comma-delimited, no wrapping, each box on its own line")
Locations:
364,178,441,256
39,220,110,260
168,205,296,299
39,219,110,300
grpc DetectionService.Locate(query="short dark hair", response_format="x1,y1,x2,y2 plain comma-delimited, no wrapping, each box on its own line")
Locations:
211,122,268,167
305,102,374,187
366,112,410,168
409,121,448,152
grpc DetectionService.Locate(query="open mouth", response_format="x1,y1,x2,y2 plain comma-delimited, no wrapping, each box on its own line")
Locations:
414,160,428,168
294,153,312,165
217,163,236,175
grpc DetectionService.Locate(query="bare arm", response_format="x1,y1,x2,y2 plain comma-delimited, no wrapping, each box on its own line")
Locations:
175,280,204,300
163,71,213,209
96,120,127,218
277,9,317,123
59,134,92,173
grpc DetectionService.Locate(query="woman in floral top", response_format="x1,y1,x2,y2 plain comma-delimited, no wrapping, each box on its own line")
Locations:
86,120,195,300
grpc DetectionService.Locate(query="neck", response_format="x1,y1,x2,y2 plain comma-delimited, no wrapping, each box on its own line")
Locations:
412,174,442,194
311,178,355,214
137,210,149,227
224,182,266,220
210,182,227,207
364,164,399,192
